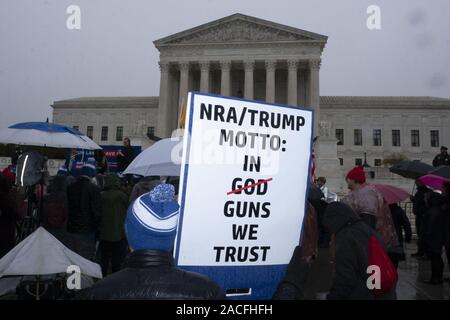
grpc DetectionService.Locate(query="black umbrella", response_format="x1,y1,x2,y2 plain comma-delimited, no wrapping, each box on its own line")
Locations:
389,160,433,179
428,166,450,179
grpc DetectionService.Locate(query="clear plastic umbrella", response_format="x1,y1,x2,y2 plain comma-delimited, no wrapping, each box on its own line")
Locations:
123,137,184,176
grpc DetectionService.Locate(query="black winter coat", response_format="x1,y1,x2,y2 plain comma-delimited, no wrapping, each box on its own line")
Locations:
67,176,101,234
117,146,135,172
78,250,225,300
323,202,380,300
443,196,450,246
272,246,309,300
422,193,445,254
412,186,429,217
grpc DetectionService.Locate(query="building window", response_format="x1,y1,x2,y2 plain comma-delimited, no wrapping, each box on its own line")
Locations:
354,129,363,146
86,126,93,139
374,159,382,167
430,130,439,148
373,129,382,146
355,158,363,166
116,126,123,142
73,125,79,131
339,158,344,166
411,130,420,147
335,129,344,145
101,126,108,141
392,130,401,147
147,126,155,137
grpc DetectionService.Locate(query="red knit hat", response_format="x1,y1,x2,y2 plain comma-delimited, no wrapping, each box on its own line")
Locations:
346,166,366,184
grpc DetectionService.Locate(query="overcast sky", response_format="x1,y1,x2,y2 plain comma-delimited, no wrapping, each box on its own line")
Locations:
0,0,449,128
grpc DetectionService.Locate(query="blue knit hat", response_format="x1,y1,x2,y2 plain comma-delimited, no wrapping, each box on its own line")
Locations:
125,183,180,251
81,158,96,178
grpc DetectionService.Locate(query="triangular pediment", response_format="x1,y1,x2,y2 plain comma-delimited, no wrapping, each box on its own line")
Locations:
154,13,327,46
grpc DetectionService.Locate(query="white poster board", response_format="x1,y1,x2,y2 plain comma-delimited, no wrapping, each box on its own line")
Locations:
175,92,313,299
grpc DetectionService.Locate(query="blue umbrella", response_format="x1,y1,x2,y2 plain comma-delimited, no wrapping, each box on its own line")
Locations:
0,122,101,150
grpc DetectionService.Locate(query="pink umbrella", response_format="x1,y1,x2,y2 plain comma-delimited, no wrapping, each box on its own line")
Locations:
418,174,450,192
369,184,411,204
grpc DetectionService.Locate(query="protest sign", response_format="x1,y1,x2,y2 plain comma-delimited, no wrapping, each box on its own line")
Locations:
175,92,313,299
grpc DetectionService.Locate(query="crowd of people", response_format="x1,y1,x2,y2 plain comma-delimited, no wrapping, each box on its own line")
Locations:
0,141,449,300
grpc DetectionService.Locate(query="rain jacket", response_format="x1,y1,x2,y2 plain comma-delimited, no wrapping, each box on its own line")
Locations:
99,175,129,242
324,202,380,300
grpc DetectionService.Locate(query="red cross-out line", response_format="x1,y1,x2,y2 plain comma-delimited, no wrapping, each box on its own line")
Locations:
226,178,273,195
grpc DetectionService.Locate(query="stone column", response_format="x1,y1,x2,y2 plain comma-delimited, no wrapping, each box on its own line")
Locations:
220,60,231,96
265,60,276,103
287,59,298,106
309,59,321,135
178,62,190,109
199,61,210,93
156,61,171,138
244,60,255,100
314,121,344,194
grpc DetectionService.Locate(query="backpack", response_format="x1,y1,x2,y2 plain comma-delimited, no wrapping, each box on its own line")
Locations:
367,235,398,296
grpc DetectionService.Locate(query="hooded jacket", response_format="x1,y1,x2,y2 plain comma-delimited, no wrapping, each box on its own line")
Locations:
99,174,129,242
324,202,379,300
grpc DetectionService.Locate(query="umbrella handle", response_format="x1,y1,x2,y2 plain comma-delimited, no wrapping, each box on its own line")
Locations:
411,183,416,197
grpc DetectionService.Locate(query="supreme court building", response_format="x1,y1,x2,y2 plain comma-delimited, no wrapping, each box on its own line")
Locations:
52,13,450,181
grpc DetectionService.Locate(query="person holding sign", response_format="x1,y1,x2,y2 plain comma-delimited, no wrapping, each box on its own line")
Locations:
79,184,225,300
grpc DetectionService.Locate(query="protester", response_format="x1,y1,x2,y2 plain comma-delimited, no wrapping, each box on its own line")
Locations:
389,203,412,267
42,175,69,242
2,165,16,185
129,175,160,203
66,158,102,260
93,173,105,190
410,179,430,257
389,203,412,246
308,183,329,248
342,166,399,251
11,145,22,167
78,184,225,299
323,202,395,300
422,192,445,284
95,149,109,174
272,202,318,299
301,202,319,260
432,146,450,167
117,137,135,172
272,246,309,300
316,177,328,200
98,174,129,276
0,173,17,258
442,182,450,283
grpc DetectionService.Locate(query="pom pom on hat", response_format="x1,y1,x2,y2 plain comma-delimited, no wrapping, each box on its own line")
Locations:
125,183,180,251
